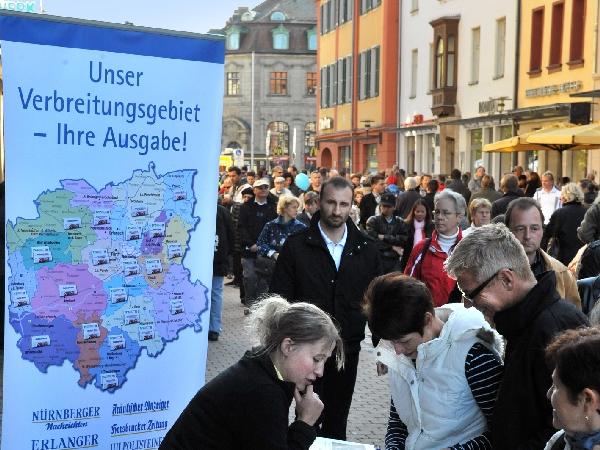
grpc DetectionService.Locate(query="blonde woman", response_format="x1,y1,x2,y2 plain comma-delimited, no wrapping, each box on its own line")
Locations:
543,183,586,265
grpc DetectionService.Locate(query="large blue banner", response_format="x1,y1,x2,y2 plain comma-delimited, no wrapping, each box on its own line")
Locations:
0,13,224,449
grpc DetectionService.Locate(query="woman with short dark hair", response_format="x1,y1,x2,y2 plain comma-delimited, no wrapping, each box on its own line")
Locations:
363,273,504,450
544,326,600,450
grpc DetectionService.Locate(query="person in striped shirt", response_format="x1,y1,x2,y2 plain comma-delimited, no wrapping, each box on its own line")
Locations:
362,273,504,450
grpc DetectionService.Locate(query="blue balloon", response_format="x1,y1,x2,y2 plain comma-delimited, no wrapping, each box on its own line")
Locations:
295,173,310,191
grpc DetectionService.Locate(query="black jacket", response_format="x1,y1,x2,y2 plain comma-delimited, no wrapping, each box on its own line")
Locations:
365,215,408,260
213,205,234,276
270,212,382,353
492,271,588,450
542,201,586,266
491,190,523,218
445,179,471,204
394,189,421,219
359,193,379,227
238,198,278,258
160,351,316,450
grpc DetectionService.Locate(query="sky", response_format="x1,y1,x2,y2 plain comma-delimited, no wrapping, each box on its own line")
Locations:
42,0,256,34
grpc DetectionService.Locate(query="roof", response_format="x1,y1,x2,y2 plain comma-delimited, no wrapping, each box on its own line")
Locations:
251,0,316,23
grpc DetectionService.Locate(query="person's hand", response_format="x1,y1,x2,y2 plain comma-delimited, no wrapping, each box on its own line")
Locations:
272,252,279,260
250,244,258,252
591,445,600,450
294,385,323,426
376,361,388,376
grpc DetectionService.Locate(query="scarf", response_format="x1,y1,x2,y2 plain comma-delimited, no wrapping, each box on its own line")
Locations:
413,219,425,246
565,429,600,450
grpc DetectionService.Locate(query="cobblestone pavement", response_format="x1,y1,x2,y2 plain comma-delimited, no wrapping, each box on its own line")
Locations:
206,284,389,447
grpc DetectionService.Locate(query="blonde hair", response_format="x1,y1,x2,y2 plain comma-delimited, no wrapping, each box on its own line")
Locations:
250,296,344,369
561,182,584,203
277,195,300,216
469,198,492,218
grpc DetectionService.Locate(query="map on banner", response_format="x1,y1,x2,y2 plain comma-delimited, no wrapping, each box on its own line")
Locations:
5,162,208,392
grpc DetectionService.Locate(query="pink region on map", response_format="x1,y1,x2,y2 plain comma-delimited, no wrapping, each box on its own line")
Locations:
31,264,108,322
148,264,207,340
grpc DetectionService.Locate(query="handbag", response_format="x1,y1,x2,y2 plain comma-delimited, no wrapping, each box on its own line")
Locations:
255,254,276,279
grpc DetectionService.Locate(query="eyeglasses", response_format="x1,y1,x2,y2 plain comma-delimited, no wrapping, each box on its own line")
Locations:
459,269,505,305
433,209,457,217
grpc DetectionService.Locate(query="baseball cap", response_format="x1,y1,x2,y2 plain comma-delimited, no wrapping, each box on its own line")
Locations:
253,179,270,188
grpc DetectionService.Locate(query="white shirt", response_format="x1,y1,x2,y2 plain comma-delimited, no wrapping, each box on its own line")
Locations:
318,221,347,270
534,187,561,224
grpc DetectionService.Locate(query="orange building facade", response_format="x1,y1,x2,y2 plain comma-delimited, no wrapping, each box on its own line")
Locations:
315,0,399,173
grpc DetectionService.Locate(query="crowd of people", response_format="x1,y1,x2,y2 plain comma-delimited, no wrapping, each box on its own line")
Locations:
162,163,600,450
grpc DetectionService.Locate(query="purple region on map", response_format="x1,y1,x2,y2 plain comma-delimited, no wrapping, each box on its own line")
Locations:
148,264,208,340
16,314,80,372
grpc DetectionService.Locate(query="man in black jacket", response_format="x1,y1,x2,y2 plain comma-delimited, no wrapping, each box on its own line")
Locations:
238,179,277,308
210,204,234,341
270,177,382,440
366,193,408,273
491,174,523,218
446,224,588,450
445,169,471,205
359,174,386,228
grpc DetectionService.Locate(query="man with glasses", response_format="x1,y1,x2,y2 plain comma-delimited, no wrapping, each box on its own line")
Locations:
445,223,588,450
504,197,581,308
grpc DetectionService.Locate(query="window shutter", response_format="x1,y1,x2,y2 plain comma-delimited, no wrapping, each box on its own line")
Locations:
346,56,353,103
320,4,325,34
364,50,371,98
348,0,353,20
358,52,364,100
371,46,380,97
337,59,344,103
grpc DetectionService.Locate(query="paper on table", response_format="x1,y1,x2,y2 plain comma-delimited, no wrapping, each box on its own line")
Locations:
310,437,376,450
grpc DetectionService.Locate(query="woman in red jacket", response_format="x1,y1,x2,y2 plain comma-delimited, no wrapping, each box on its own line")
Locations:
404,189,466,306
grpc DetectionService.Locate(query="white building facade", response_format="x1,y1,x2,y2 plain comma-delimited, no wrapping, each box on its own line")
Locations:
398,0,518,182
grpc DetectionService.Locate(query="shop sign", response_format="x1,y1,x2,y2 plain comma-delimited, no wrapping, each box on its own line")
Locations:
525,81,583,98
319,117,333,131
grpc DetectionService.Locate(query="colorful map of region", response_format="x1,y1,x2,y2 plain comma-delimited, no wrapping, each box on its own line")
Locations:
5,162,208,392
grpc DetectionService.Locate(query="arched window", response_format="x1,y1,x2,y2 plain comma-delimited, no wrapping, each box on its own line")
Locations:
304,122,316,156
270,11,286,21
267,122,289,156
226,26,242,50
272,25,290,50
435,38,444,89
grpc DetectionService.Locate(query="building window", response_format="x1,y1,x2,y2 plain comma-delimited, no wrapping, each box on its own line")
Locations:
366,144,378,171
329,64,337,106
470,129,483,167
470,27,480,84
358,46,379,100
306,72,317,96
305,122,316,156
345,55,353,103
360,0,380,15
339,146,352,170
272,25,289,50
435,38,444,89
267,121,289,156
569,0,586,63
226,72,240,96
447,35,456,87
270,11,286,21
410,49,418,98
270,72,288,95
495,18,506,78
549,2,564,68
339,0,354,24
307,27,317,51
226,31,240,50
529,7,545,73
429,43,435,91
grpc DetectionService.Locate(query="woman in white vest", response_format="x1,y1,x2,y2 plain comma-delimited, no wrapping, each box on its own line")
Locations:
363,273,504,449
